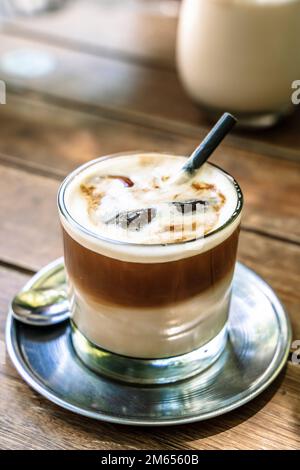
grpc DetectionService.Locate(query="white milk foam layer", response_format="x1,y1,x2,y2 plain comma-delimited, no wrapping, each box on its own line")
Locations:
60,153,241,263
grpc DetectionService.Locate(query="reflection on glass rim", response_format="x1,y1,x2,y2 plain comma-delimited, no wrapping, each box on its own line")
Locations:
57,152,243,248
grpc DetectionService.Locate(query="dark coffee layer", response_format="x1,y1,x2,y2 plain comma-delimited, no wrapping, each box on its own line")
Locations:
63,226,240,308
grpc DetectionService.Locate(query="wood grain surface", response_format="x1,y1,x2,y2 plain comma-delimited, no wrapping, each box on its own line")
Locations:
0,0,299,450
0,95,299,244
3,0,180,68
3,1,300,161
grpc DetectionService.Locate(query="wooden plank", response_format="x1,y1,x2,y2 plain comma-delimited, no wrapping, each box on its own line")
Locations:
238,234,300,343
0,266,299,450
1,29,300,160
0,93,194,175
0,95,299,244
0,164,299,340
0,266,29,331
3,0,179,68
0,33,198,123
0,165,62,271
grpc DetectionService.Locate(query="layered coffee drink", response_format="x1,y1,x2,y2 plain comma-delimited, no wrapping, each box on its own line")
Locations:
58,152,243,382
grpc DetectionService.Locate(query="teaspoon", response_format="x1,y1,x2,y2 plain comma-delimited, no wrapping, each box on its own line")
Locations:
11,285,69,326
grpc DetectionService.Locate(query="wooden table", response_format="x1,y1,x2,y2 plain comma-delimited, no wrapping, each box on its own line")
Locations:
0,0,299,450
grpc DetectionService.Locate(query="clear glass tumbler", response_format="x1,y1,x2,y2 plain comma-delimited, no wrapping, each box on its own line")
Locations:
58,153,243,384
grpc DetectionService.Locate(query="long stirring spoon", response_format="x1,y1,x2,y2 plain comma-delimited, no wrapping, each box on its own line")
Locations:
106,112,237,228
171,112,237,184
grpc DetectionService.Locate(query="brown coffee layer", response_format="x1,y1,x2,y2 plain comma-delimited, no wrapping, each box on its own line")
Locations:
63,226,240,308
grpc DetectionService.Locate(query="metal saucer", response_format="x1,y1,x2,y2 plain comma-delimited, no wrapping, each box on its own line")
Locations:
6,258,291,426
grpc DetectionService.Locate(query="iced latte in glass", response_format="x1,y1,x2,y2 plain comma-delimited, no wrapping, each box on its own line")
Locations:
58,152,243,383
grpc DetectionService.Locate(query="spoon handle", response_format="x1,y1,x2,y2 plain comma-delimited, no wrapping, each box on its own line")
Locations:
183,113,237,175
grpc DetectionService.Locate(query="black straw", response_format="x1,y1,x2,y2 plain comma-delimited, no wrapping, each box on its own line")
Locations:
182,113,237,175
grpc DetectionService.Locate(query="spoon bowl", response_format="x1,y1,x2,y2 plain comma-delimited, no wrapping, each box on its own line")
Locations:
12,286,69,326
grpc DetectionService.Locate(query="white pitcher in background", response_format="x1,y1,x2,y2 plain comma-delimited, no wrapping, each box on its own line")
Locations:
177,0,300,128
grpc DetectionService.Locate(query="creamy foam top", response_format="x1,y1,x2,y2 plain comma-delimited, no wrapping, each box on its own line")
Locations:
59,154,242,262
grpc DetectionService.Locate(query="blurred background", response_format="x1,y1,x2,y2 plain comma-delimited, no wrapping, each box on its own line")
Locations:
0,0,299,173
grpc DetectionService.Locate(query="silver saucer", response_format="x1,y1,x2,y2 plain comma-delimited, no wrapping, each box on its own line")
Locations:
6,258,291,426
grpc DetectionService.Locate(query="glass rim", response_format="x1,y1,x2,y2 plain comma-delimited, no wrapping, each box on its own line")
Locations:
57,151,243,248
